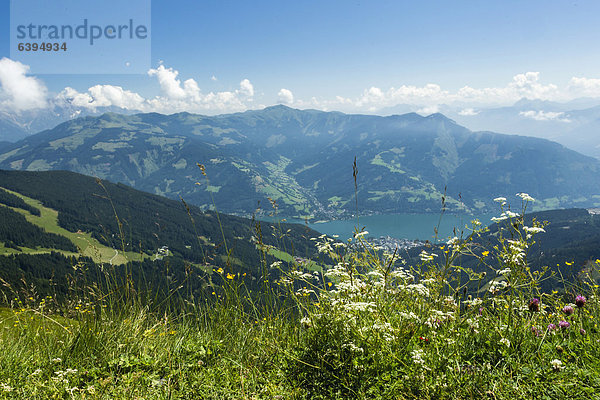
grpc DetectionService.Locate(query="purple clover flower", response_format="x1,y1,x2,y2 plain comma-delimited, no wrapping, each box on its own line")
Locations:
575,295,587,308
558,320,570,329
528,298,540,312
562,305,574,316
548,323,557,331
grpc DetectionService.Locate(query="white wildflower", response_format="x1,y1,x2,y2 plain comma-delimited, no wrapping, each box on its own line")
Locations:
491,210,519,222
446,236,460,247
523,226,545,234
516,193,535,202
316,241,333,254
0,383,13,392
550,359,564,371
444,296,457,307
494,197,507,204
324,264,350,280
300,316,312,328
500,337,510,347
466,318,479,333
411,349,426,366
337,279,367,296
390,268,413,281
488,279,508,294
463,298,483,307
398,311,419,321
353,230,369,238
419,250,438,262
279,277,293,285
343,342,364,353
405,283,429,297
296,287,315,296
367,271,384,280
342,301,377,312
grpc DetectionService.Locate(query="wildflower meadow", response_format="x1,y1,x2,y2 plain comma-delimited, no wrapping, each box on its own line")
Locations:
1,193,600,399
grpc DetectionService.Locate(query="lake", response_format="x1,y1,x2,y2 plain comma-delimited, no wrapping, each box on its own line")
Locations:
266,213,495,242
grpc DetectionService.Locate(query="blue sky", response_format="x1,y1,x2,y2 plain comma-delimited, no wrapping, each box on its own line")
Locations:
2,0,600,115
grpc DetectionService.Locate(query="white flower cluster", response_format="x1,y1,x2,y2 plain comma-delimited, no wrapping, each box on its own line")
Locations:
516,193,535,202
336,280,367,296
389,268,414,282
446,236,460,250
488,279,508,294
296,287,315,296
503,239,527,266
361,322,395,341
291,270,319,281
0,383,13,392
300,316,312,328
342,301,377,313
523,225,545,239
405,283,430,297
523,226,545,234
494,197,507,205
398,311,419,321
324,264,351,280
550,359,564,371
52,368,78,384
463,298,483,307
419,250,438,262
425,309,454,327
491,210,519,222
411,349,426,366
343,342,364,353
466,317,479,333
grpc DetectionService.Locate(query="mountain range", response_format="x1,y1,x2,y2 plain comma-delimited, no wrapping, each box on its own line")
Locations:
439,98,600,160
0,106,599,220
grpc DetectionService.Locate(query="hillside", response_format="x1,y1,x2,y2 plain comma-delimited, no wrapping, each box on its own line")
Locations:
0,169,322,300
1,107,599,219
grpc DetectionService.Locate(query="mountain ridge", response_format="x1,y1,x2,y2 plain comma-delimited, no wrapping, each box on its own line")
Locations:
0,107,598,219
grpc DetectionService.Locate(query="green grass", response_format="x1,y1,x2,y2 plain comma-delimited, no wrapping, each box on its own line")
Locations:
0,187,145,265
2,196,600,399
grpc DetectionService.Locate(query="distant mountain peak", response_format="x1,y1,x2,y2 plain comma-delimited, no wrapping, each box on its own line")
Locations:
264,104,294,111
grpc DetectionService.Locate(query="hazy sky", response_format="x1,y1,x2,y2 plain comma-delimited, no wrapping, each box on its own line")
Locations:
2,0,600,115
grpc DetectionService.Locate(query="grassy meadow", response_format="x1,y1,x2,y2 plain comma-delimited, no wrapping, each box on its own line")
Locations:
1,193,600,399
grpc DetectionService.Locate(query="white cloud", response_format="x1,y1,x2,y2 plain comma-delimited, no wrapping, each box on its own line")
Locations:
416,105,439,115
0,58,48,112
568,77,600,97
458,108,479,116
519,110,571,122
56,64,256,114
6,58,600,117
211,75,218,81
57,85,145,110
147,65,190,99
316,72,575,113
277,88,294,104
239,79,254,97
